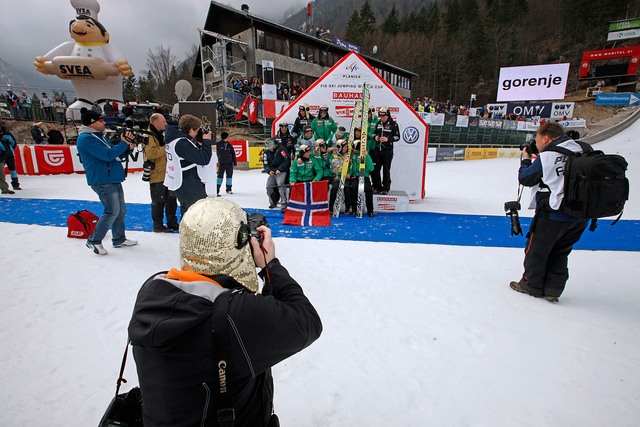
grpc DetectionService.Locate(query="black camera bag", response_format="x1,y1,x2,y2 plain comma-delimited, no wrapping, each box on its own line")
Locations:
98,343,143,427
549,140,629,230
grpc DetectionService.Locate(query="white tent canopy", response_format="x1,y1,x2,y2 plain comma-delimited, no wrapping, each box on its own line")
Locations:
273,52,428,199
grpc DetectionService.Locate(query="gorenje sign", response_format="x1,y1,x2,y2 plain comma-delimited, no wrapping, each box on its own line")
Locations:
497,63,570,102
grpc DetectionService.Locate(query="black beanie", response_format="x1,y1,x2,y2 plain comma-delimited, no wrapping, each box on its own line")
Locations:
81,108,102,126
221,131,229,140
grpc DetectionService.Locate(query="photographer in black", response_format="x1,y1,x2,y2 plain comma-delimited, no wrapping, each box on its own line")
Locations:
128,197,322,427
510,122,588,302
144,113,178,232
163,114,213,216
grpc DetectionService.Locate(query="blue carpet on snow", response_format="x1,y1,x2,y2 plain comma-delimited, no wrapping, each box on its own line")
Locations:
1,197,638,251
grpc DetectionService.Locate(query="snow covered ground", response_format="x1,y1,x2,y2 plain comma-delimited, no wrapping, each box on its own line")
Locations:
1,121,639,426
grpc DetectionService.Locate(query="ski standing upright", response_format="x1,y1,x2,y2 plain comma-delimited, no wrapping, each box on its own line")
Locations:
332,100,361,217
356,82,371,218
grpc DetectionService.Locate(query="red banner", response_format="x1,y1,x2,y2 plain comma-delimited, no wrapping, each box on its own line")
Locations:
229,140,248,162
33,146,75,174
283,181,331,226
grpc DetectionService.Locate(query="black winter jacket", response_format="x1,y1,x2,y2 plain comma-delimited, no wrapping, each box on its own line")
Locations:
128,259,322,427
216,139,237,165
373,117,400,152
263,144,290,174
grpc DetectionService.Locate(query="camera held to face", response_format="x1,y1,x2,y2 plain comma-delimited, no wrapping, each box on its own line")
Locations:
504,201,523,236
520,135,538,156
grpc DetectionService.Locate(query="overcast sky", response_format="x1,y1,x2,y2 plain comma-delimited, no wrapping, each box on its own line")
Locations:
2,0,307,77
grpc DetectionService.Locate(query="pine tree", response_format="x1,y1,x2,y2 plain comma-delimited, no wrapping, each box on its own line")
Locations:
382,5,400,35
122,73,139,103
360,0,377,33
345,10,362,45
424,3,440,36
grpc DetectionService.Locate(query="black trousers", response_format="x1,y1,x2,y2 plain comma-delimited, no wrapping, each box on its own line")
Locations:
217,163,234,193
176,182,207,217
150,182,178,228
521,211,588,298
344,177,373,214
371,150,393,192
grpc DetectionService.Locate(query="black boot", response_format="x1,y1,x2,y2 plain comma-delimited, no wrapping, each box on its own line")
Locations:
11,179,21,190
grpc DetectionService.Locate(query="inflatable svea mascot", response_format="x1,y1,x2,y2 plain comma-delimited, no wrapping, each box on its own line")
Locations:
34,0,131,120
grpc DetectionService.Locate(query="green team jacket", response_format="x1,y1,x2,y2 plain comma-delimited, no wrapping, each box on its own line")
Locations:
366,117,378,152
310,116,338,141
290,158,320,183
347,151,374,178
312,152,334,180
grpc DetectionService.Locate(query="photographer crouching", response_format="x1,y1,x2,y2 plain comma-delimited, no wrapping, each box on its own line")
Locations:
509,122,588,302
128,198,323,426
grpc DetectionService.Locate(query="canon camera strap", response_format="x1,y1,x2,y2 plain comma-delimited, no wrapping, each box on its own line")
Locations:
212,290,235,427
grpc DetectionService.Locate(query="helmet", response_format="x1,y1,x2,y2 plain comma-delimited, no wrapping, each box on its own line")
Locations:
300,103,310,111
319,105,329,113
378,106,389,116
279,121,289,127
303,126,313,133
299,144,311,154
179,198,259,292
336,139,347,150
315,138,326,148
265,140,275,150
352,139,361,150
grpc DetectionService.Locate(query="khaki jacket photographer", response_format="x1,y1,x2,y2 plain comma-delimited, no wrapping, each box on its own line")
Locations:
144,114,168,184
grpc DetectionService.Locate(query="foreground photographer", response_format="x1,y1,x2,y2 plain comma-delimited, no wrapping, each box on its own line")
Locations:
128,198,322,426
510,122,588,302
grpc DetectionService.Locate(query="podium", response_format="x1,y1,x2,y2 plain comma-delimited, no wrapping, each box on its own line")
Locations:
373,190,410,213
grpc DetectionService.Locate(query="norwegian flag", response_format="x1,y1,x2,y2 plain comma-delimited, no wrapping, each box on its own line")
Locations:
283,181,331,227
248,97,258,122
236,95,250,119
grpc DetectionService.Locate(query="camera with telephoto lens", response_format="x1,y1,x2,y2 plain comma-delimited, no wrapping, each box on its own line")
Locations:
520,135,538,155
111,126,153,145
504,201,523,236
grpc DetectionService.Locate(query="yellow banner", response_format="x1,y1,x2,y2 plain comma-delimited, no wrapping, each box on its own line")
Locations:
497,148,522,158
249,147,265,168
464,148,498,160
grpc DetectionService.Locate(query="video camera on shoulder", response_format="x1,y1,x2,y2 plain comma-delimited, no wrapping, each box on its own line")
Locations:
111,126,153,145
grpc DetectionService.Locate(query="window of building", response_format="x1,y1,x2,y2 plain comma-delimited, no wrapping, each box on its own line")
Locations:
292,42,299,59
265,33,273,51
275,37,282,55
257,30,264,49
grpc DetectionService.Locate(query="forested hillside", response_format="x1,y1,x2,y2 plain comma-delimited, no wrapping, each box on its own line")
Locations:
285,0,640,105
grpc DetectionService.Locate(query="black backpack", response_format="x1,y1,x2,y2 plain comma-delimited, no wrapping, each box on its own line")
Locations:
549,140,629,231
